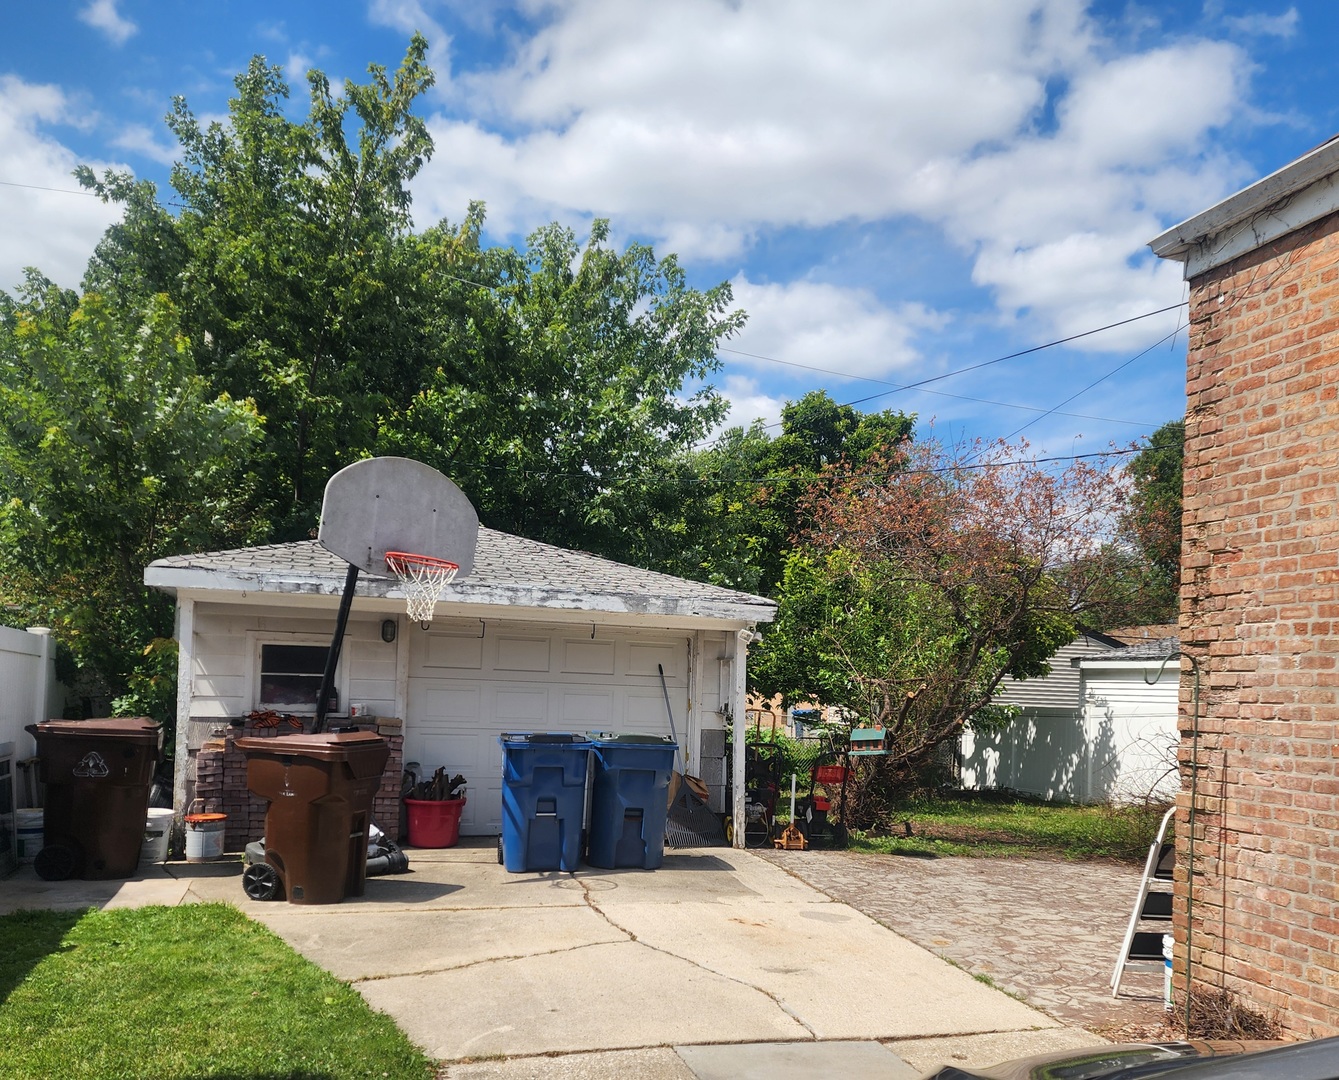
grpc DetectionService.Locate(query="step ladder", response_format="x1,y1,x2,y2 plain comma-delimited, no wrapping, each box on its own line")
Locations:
1111,804,1176,997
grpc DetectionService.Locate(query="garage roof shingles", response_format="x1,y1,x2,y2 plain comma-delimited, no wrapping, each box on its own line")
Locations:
145,530,776,624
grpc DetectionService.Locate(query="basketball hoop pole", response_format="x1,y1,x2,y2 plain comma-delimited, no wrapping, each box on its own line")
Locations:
313,563,359,734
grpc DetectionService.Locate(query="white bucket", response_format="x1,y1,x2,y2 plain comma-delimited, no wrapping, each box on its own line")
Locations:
184,811,227,862
141,808,174,865
16,808,43,863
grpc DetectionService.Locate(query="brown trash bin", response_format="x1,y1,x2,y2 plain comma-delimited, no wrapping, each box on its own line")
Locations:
234,731,389,905
25,717,161,881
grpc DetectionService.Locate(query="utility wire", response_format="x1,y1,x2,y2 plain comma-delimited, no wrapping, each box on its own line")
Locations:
734,300,1186,427
997,324,1186,445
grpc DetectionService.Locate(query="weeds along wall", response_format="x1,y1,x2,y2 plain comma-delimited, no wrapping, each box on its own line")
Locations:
1179,205,1339,1038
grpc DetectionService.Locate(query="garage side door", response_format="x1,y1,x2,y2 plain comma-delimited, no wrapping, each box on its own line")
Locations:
406,624,689,835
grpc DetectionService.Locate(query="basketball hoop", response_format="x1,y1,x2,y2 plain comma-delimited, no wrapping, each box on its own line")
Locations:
385,551,459,627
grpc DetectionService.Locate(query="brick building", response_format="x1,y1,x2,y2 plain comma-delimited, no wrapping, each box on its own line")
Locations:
1150,136,1339,1037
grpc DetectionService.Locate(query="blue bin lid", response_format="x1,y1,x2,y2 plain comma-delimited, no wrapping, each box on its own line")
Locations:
587,732,677,746
498,732,592,748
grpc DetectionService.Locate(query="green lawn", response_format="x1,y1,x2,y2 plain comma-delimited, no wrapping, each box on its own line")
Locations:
844,792,1171,862
0,903,435,1080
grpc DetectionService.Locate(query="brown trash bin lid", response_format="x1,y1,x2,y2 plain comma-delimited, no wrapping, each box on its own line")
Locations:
235,730,389,776
28,717,160,740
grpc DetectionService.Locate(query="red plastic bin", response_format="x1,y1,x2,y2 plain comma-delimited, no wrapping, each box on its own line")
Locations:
405,797,466,847
814,765,850,786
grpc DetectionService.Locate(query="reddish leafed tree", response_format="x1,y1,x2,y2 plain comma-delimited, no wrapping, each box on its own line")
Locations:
750,438,1127,818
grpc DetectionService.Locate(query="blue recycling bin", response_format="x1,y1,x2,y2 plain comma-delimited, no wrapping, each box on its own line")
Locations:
498,733,592,872
586,733,677,870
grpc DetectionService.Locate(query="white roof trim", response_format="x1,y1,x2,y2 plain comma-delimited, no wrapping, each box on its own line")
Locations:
1149,136,1339,279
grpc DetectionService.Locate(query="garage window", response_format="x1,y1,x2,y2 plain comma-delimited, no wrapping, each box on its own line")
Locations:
258,644,331,712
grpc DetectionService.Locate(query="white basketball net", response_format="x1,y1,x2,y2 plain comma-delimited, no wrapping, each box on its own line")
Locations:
385,552,459,626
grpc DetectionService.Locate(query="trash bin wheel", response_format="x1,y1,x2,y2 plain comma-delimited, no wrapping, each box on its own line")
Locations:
496,835,504,865
34,843,82,882
242,861,283,901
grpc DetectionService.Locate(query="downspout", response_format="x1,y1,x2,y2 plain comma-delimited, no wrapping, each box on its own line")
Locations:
172,597,196,826
1150,649,1201,1033
1184,654,1201,1034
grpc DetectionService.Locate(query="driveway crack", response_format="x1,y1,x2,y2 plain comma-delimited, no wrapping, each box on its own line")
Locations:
352,938,620,983
577,881,818,1039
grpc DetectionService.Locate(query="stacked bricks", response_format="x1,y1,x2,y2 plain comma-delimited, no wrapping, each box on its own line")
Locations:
371,717,405,839
1178,207,1339,1038
192,717,406,852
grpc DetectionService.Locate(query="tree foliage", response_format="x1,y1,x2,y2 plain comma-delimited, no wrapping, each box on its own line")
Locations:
79,36,438,535
641,391,914,595
378,216,744,561
0,276,262,703
1112,418,1184,624
751,439,1124,814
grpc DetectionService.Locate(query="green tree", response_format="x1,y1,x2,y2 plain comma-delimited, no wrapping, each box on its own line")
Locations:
80,35,438,535
645,392,914,595
751,439,1120,817
0,276,262,722
1117,418,1183,623
378,216,746,562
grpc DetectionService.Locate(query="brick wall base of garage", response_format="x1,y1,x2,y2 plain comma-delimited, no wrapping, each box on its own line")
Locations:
1179,207,1339,1039
192,716,405,852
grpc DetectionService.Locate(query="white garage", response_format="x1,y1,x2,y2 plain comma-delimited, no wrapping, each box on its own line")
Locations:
145,529,775,843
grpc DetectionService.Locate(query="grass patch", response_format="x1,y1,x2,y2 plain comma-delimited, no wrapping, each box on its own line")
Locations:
847,791,1169,862
0,903,435,1080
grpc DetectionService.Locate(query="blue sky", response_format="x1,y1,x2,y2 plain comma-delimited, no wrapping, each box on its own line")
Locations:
2,1,1335,459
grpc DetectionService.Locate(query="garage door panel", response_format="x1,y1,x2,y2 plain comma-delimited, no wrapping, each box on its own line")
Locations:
494,685,550,726
623,689,677,733
416,684,482,727
559,689,614,728
562,639,616,675
495,636,550,671
466,779,503,830
627,641,683,679
414,733,485,774
421,634,484,670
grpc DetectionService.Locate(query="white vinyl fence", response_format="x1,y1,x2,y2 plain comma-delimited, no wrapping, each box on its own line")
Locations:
0,626,62,804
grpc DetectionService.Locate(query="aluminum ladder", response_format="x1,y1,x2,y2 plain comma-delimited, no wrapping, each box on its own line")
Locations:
1111,804,1176,997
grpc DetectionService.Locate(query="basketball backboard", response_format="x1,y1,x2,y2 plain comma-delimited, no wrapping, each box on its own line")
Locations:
318,457,479,579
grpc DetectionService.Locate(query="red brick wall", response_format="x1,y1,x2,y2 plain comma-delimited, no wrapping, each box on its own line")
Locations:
1179,208,1339,1037
193,718,405,852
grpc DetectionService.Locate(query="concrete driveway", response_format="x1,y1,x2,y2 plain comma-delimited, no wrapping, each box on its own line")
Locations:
3,842,1107,1078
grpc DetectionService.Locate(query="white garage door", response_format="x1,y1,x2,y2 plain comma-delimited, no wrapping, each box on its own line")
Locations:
405,622,690,835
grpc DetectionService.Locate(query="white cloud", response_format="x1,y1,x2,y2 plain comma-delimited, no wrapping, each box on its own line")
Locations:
409,0,1258,348
110,123,178,167
1224,7,1299,38
367,0,453,80
0,78,123,292
78,0,138,47
727,277,948,382
285,53,315,87
716,374,786,431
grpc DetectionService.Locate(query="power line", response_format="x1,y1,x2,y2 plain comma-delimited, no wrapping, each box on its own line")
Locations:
996,323,1186,445
771,301,1187,423
0,179,102,197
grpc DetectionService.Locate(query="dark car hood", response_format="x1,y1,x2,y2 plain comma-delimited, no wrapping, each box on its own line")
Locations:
922,1036,1339,1080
